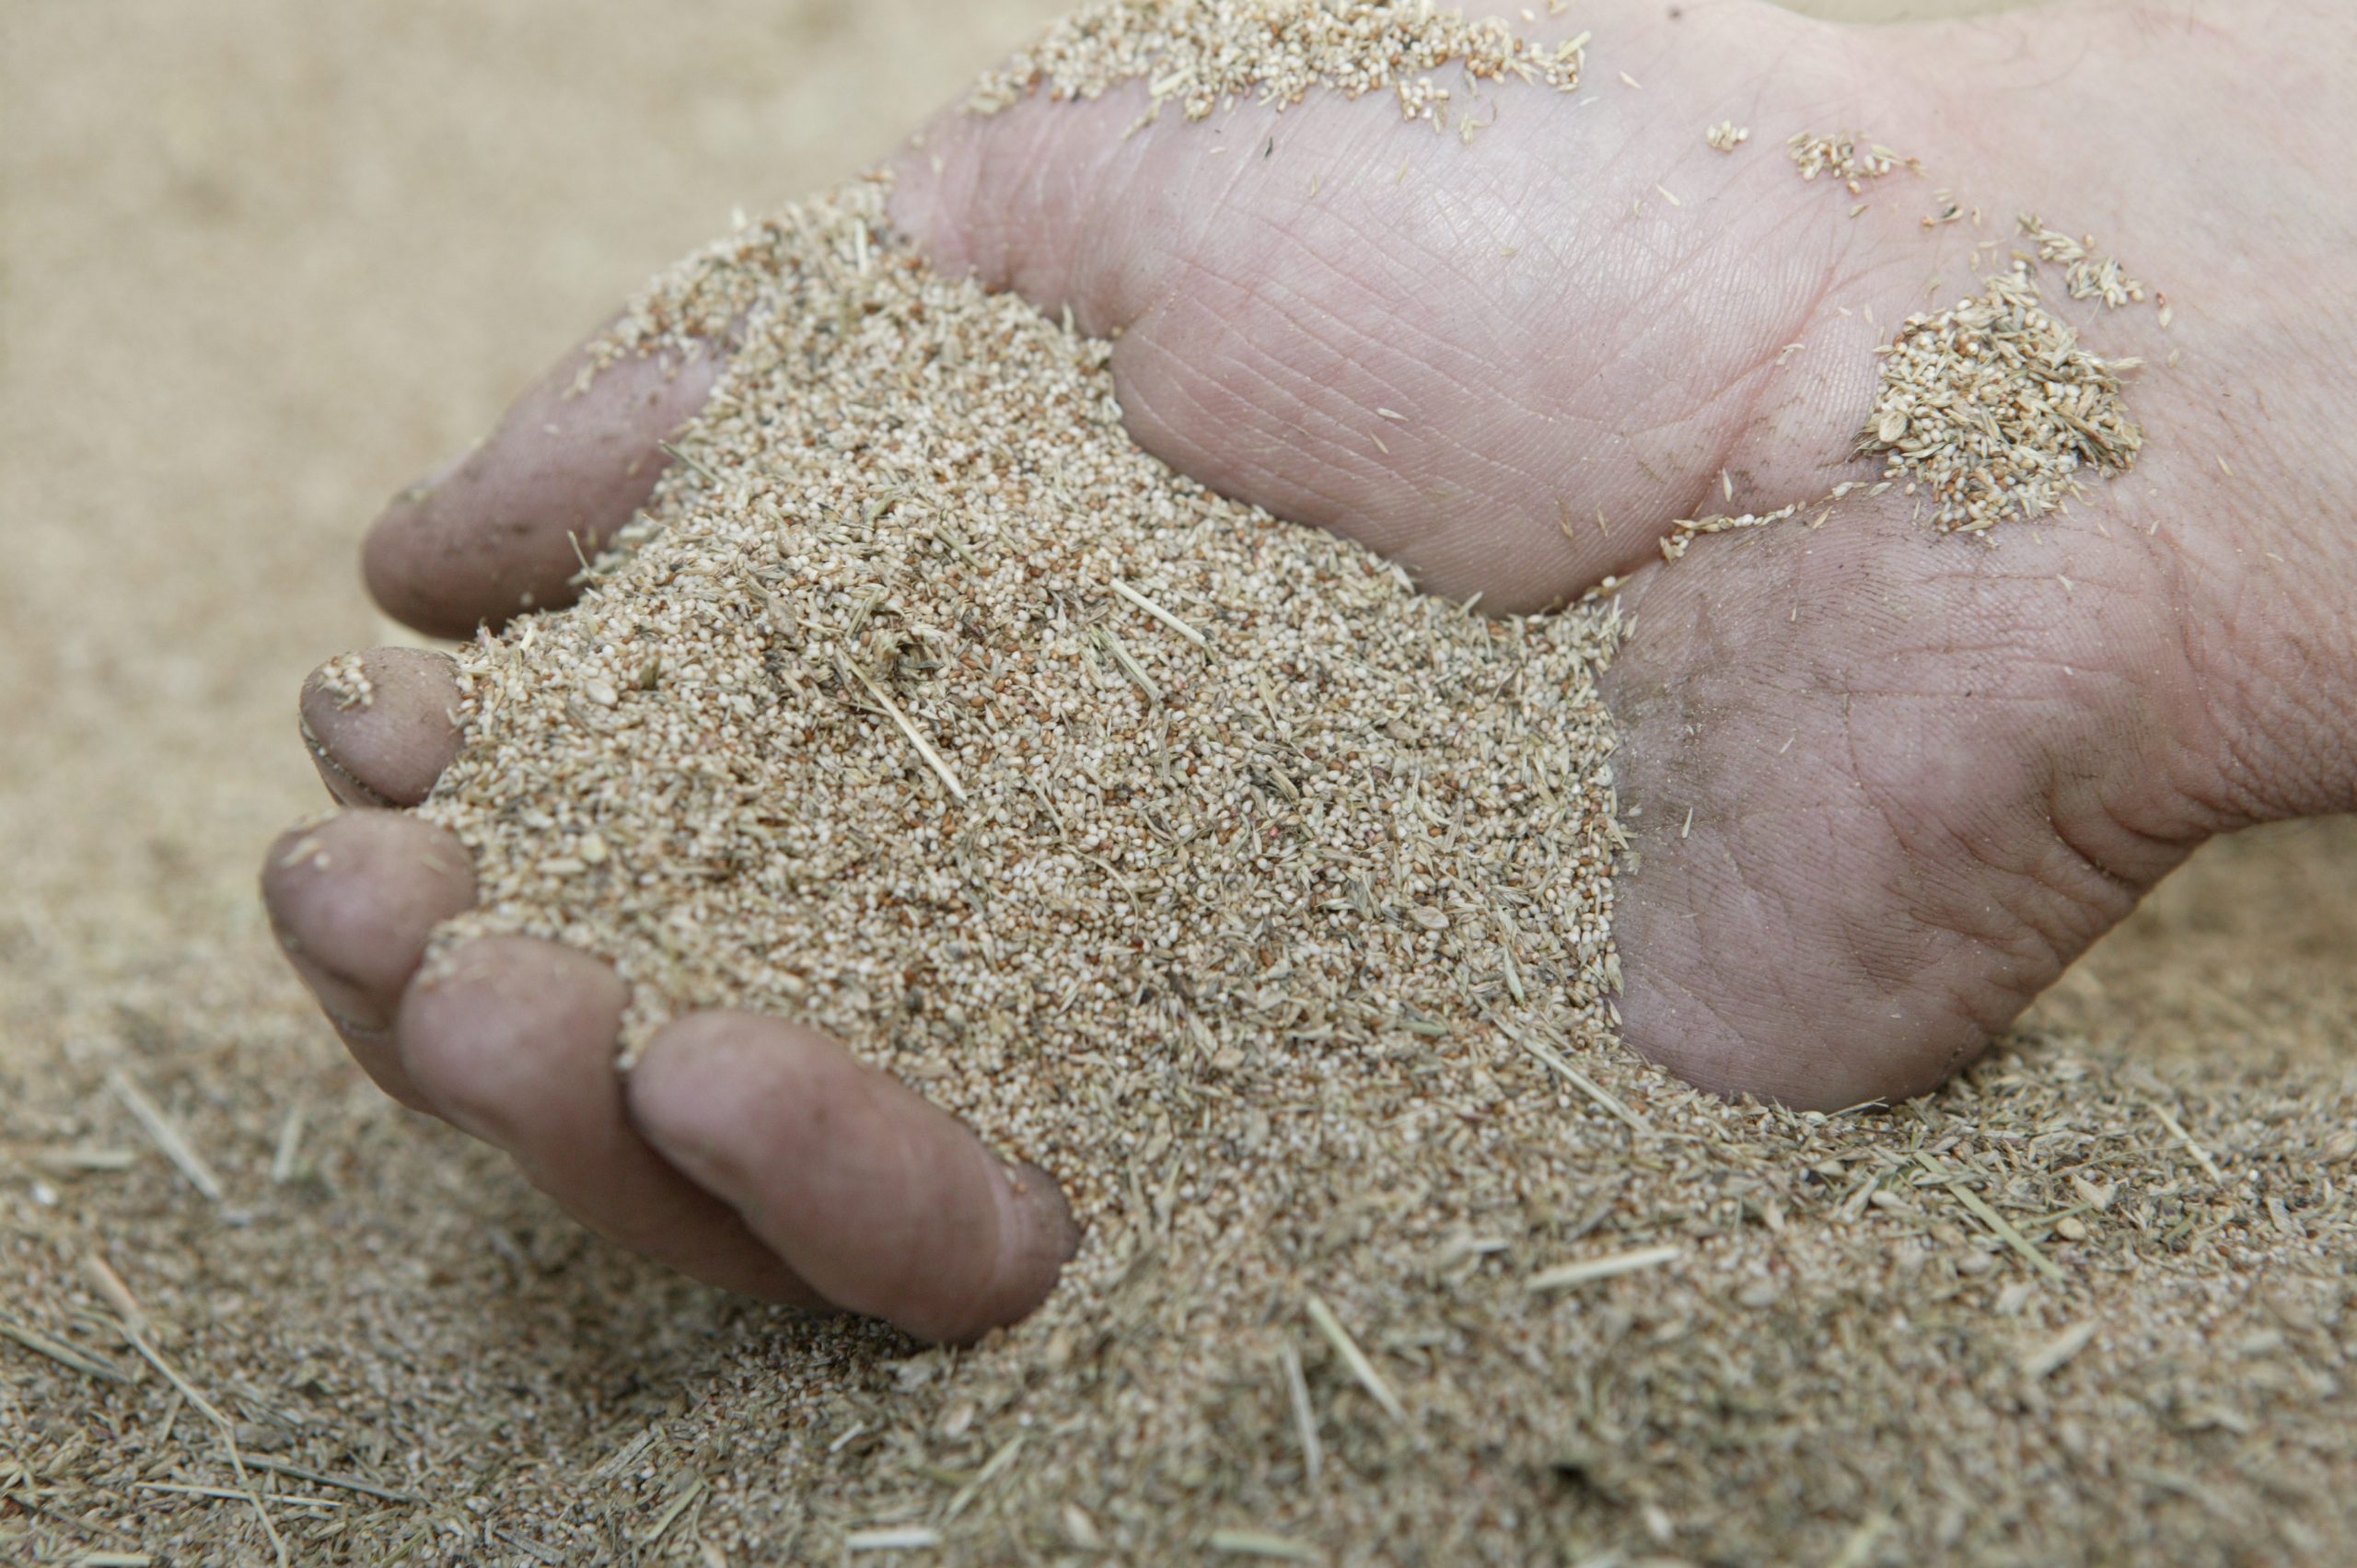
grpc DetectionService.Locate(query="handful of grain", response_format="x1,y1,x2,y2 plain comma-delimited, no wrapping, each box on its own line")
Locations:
421,181,1627,1235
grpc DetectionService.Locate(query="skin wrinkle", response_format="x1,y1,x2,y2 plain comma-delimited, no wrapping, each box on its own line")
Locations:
1116,318,1381,528
1122,293,1590,593
1860,710,2139,974
1826,897,1926,1035
1631,245,1876,519
2189,506,2357,821
1251,207,1537,438
2205,701,2303,829
1213,247,1464,433
1715,858,1838,1074
1989,843,2121,981
2257,682,2355,818
1939,797,2107,957
1683,255,1849,522
1225,308,1589,552
1296,203,1525,390
2039,790,2163,898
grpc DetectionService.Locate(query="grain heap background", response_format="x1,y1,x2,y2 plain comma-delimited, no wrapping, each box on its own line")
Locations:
4,2,2355,1564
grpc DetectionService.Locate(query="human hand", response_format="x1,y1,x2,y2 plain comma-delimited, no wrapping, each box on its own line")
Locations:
264,0,2357,1332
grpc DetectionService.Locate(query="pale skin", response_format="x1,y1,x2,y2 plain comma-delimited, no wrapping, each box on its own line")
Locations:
263,0,2357,1342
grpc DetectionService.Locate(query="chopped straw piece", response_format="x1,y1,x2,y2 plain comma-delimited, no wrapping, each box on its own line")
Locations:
1526,1243,1684,1293
1304,1295,1411,1424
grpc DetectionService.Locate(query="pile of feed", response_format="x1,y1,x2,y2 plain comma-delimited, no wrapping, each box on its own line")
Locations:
425,177,1629,1240
410,9,1678,1555
413,1,2163,1559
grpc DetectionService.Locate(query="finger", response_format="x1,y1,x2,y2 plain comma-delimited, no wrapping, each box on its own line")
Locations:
364,331,723,638
261,809,475,1109
299,648,465,807
628,1012,1077,1344
394,936,826,1308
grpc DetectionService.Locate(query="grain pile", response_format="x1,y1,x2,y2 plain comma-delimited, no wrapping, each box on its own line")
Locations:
407,159,2331,1562
426,178,1629,1222
1858,261,2144,532
398,5,2177,1561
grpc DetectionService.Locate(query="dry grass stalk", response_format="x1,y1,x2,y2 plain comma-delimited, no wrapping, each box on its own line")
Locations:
105,1070,225,1203
0,1314,127,1383
1303,1295,1410,1425
2019,1320,2099,1380
2152,1102,2226,1181
123,1329,289,1568
1525,1243,1683,1293
1206,1528,1318,1560
845,1526,946,1551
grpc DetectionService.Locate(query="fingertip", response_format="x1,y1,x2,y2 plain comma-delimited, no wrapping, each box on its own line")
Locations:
991,1156,1080,1321
262,809,476,1108
363,333,724,639
630,1013,1076,1343
300,647,464,807
394,935,627,1145
261,810,477,1025
385,940,832,1305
